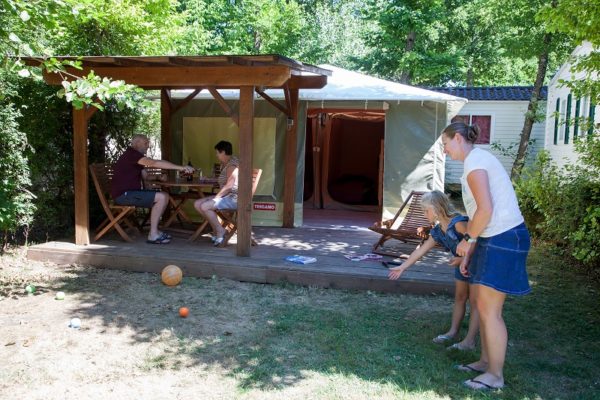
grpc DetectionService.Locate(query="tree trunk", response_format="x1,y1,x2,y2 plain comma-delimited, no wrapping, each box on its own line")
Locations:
466,67,474,87
399,31,416,84
510,32,552,180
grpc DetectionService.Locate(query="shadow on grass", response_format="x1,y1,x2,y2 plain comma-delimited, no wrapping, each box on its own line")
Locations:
15,241,599,399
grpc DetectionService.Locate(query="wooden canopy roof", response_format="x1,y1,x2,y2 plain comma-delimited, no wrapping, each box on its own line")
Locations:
22,55,331,89
24,55,330,256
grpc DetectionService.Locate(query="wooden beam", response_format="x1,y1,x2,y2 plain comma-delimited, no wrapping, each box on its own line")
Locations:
282,88,300,228
284,75,328,89
283,86,292,116
255,88,290,117
237,86,255,256
161,88,172,161
73,107,91,245
207,87,239,126
172,88,202,114
42,66,292,88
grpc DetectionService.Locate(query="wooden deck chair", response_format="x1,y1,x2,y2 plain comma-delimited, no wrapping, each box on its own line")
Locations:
368,191,432,257
89,163,139,242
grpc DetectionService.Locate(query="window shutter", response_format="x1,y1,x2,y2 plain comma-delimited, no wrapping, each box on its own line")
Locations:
565,94,572,144
574,98,580,138
554,98,560,145
589,102,596,135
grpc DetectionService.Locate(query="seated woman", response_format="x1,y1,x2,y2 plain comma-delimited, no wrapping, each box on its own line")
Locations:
193,140,239,246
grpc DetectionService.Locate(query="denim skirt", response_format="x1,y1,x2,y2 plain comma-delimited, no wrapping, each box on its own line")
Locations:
468,223,531,295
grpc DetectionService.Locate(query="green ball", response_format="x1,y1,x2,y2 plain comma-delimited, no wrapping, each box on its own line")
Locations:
25,284,36,294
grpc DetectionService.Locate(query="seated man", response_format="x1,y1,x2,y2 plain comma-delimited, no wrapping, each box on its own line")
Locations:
193,141,239,246
111,134,194,244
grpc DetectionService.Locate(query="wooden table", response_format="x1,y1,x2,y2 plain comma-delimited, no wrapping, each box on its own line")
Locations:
159,178,218,231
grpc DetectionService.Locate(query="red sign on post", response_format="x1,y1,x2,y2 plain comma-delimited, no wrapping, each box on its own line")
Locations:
253,202,276,211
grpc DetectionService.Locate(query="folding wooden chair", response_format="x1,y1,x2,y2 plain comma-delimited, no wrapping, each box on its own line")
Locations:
89,163,139,242
216,168,263,247
189,169,262,245
368,191,432,257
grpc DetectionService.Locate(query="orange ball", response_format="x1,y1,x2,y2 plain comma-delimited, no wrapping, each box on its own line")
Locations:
179,307,189,318
161,265,183,286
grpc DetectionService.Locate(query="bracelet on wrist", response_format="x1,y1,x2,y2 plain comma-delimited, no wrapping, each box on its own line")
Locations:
463,233,478,243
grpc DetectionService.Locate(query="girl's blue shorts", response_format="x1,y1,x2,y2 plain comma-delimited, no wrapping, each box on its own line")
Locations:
468,223,531,295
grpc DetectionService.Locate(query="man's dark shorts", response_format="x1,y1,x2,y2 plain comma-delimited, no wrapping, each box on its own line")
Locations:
114,190,157,208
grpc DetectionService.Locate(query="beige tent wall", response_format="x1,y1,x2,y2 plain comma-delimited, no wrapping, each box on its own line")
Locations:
170,98,307,226
382,101,447,220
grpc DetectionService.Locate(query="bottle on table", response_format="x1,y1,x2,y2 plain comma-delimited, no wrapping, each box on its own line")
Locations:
186,160,193,182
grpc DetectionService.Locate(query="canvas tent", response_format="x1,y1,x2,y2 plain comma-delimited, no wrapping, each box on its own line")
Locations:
169,65,466,225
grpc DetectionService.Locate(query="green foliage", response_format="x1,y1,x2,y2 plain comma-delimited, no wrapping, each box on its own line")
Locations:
0,97,35,247
56,70,150,111
516,134,600,270
490,139,537,161
539,0,600,105
177,0,308,56
360,0,451,84
52,0,184,55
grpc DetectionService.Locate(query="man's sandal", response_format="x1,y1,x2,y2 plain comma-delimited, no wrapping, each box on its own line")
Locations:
147,232,171,244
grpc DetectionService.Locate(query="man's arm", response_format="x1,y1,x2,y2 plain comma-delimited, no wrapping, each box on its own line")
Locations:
138,157,194,173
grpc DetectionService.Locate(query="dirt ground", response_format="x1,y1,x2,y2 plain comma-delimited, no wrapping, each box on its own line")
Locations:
1,249,440,400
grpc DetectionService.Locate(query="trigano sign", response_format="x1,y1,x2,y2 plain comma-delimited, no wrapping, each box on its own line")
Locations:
253,202,276,211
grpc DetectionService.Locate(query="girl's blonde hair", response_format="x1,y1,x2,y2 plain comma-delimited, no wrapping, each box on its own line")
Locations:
420,190,456,220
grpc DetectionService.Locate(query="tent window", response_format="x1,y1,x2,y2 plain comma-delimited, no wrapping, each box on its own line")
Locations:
451,114,491,144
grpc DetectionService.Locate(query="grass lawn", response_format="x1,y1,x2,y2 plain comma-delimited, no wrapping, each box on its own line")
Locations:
0,243,599,399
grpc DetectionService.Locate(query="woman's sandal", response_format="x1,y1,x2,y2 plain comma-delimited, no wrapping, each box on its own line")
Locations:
464,378,503,391
447,343,476,351
455,364,486,373
146,232,171,244
432,334,455,344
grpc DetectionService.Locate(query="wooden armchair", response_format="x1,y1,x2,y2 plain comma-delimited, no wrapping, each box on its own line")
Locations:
89,163,139,242
368,191,432,257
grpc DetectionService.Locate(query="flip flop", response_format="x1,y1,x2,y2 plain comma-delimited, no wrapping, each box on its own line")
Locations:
455,364,486,373
147,232,171,244
464,378,503,391
447,343,476,351
432,334,455,344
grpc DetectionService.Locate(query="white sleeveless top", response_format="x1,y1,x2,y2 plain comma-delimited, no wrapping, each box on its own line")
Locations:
461,148,524,237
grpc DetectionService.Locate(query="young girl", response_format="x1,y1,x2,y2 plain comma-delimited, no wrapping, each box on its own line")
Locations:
388,190,479,351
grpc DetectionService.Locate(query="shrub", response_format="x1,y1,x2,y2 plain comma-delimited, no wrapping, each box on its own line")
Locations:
516,135,600,272
0,102,36,249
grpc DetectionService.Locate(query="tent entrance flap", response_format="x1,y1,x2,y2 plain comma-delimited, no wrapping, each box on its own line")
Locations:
304,110,385,211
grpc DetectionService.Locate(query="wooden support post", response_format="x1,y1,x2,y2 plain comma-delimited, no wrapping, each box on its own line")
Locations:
72,106,97,245
282,88,299,227
160,88,172,161
237,86,255,256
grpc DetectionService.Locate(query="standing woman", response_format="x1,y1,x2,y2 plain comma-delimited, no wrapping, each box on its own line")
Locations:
442,122,531,391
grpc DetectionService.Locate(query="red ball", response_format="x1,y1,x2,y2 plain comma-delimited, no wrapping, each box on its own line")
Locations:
179,307,189,318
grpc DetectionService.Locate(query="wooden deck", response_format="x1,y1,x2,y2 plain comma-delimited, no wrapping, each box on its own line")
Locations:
27,210,456,295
